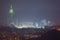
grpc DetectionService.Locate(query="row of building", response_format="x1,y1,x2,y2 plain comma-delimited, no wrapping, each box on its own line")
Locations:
11,19,54,28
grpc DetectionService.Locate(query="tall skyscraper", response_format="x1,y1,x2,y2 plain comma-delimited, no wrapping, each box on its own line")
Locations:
9,3,14,25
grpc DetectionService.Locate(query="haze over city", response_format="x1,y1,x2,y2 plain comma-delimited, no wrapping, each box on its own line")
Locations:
0,0,60,25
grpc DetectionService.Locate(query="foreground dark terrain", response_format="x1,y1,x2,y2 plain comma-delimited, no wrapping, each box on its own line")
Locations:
0,25,60,40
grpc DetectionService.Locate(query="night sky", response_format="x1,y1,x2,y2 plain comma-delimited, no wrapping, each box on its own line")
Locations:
0,0,60,25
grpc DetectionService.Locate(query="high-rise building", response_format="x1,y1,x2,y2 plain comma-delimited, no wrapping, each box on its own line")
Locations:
39,19,54,29
8,3,14,25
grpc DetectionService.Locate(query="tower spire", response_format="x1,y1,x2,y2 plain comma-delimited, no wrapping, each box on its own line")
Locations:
10,3,12,8
9,3,14,15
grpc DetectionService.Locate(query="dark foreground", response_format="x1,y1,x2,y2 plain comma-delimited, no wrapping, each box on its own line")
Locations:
0,26,60,40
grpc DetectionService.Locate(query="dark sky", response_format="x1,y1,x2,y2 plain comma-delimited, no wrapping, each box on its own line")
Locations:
0,0,60,25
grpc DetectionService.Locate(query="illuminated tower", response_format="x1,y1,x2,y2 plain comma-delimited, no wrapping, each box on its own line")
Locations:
9,3,14,25
9,3,14,15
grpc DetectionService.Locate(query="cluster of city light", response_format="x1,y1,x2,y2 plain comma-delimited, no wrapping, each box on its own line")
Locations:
14,19,54,29
15,22,36,28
